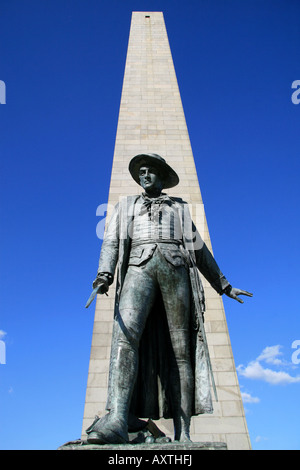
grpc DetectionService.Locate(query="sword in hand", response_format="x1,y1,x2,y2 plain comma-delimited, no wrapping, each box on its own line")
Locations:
85,277,109,308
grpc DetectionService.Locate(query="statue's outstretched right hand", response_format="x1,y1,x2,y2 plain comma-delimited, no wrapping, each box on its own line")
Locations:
92,274,109,295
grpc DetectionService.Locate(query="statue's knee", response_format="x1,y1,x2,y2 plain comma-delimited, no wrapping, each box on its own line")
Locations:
169,329,190,361
117,334,139,352
116,324,140,351
117,309,144,350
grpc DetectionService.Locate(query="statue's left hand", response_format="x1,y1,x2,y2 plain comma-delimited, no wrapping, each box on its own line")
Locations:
224,287,253,304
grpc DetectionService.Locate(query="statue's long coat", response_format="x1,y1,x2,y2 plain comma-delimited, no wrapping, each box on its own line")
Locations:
98,195,230,419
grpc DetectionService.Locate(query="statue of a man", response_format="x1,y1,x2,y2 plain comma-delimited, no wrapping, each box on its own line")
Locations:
86,153,252,444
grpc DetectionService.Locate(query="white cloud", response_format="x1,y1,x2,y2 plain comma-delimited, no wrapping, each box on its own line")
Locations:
255,435,268,443
241,391,260,404
257,345,286,366
237,345,300,385
238,360,300,385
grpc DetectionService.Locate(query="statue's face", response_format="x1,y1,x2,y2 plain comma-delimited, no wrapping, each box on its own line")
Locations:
139,165,163,195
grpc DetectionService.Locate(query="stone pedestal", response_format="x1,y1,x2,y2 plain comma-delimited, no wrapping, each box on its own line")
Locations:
58,441,227,451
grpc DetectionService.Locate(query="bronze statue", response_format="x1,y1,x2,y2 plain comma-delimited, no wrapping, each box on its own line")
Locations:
85,153,252,444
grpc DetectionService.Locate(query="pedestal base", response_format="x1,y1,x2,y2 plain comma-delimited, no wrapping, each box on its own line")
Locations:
58,440,227,451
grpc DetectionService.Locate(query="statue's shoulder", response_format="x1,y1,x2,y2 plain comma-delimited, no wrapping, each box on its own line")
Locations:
116,195,141,212
127,195,141,203
117,195,140,205
169,196,188,206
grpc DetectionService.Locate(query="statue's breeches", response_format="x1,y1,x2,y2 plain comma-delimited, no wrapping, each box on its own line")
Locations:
116,247,191,358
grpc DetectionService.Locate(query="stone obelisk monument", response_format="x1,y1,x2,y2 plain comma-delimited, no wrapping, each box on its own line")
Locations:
82,12,251,450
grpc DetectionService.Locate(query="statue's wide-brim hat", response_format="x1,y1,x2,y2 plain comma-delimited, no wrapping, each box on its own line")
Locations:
129,153,179,189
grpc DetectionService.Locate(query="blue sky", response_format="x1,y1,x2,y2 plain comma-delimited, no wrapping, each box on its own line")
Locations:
0,0,300,450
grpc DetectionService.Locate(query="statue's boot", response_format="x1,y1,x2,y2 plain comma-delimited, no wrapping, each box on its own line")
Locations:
173,412,192,442
86,413,128,444
172,361,193,442
86,345,137,444
170,331,193,442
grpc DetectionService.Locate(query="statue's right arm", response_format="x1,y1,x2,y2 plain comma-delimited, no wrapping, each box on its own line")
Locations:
94,203,120,291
